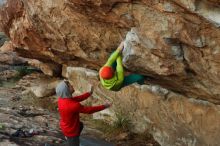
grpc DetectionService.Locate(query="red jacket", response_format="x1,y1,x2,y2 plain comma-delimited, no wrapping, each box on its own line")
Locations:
58,92,105,137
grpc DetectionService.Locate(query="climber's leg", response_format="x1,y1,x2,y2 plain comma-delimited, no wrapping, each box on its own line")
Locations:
122,74,145,88
66,136,79,146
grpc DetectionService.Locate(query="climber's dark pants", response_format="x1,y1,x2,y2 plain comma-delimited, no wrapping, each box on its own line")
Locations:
66,137,79,146
110,52,145,88
122,74,145,87
66,122,84,146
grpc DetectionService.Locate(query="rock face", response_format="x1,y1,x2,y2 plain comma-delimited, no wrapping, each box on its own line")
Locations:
0,0,220,146
0,32,8,46
0,40,28,80
0,41,27,65
28,59,61,76
16,73,61,98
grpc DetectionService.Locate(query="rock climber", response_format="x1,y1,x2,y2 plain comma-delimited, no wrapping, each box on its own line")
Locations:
99,41,145,91
56,80,111,146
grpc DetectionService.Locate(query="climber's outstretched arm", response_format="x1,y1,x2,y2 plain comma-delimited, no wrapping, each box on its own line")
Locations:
104,50,120,67
104,41,124,67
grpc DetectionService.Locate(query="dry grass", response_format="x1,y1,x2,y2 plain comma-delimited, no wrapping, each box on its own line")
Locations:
82,116,160,146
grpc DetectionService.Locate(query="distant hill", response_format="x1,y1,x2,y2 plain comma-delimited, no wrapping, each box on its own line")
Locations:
0,0,6,6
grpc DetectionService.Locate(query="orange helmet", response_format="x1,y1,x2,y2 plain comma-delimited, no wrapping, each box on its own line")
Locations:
100,66,114,79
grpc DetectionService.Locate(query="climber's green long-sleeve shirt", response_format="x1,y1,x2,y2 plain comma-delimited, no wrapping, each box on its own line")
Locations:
99,50,124,91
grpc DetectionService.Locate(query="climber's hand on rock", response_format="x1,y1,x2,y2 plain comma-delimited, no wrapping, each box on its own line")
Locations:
104,101,112,108
117,41,124,52
89,86,94,95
